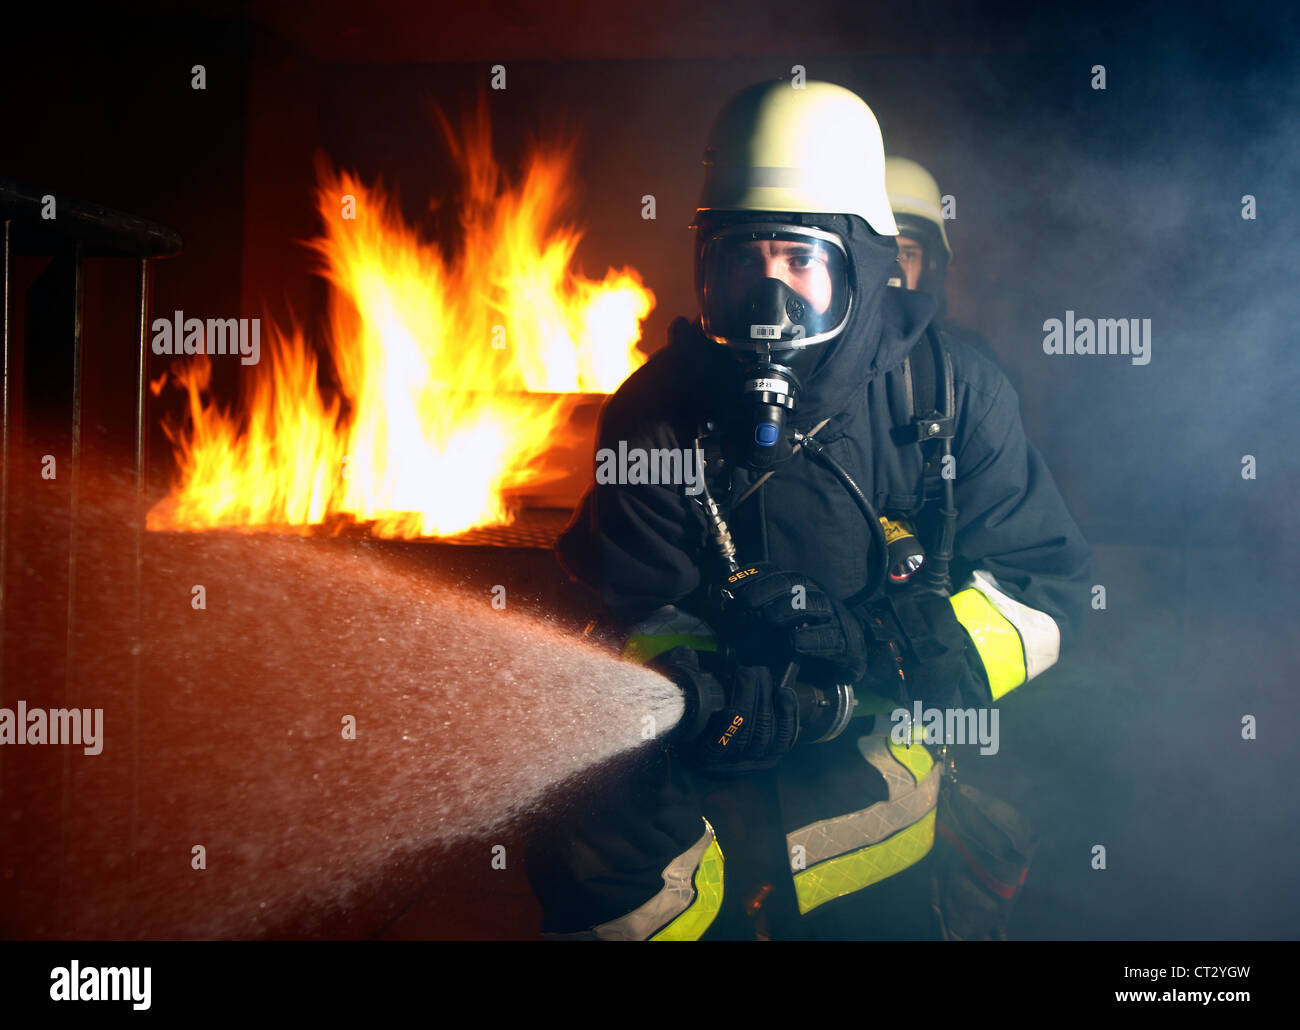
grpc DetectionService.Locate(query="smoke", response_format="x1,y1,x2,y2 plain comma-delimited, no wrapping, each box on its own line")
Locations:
926,12,1300,547
865,9,1300,939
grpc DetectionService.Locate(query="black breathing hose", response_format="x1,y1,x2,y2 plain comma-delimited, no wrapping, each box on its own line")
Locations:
792,431,890,602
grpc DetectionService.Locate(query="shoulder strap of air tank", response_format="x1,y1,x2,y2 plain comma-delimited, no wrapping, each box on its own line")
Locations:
894,323,955,499
892,323,959,592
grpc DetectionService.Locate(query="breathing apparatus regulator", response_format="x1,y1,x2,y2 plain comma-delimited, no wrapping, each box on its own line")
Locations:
695,219,851,472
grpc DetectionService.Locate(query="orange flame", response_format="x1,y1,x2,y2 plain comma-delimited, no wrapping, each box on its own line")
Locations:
148,108,652,538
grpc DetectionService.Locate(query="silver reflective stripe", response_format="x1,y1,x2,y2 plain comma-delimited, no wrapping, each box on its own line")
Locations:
720,166,803,189
889,191,944,224
787,736,941,869
858,734,915,799
715,167,849,201
968,570,1061,681
591,819,715,942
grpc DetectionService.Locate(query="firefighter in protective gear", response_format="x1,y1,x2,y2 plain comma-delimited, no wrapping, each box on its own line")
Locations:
885,154,1000,366
534,80,1091,940
885,156,951,299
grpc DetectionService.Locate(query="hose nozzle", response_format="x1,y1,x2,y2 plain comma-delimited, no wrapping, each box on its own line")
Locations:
670,660,857,746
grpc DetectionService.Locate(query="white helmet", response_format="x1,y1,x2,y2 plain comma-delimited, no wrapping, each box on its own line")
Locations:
694,80,897,352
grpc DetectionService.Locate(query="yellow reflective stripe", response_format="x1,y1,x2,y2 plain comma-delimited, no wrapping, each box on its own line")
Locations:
622,634,717,665
886,737,933,784
793,810,937,915
949,587,1027,700
968,570,1061,681
790,747,940,867
651,837,725,941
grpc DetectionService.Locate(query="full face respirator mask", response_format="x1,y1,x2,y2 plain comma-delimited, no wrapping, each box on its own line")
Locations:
695,222,854,471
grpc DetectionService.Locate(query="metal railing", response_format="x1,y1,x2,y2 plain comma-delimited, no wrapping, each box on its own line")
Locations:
0,178,182,901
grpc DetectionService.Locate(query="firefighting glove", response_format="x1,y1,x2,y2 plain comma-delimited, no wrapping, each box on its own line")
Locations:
687,663,799,777
854,592,989,709
718,562,867,683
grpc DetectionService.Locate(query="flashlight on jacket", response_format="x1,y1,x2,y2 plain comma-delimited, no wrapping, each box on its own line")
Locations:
880,516,926,583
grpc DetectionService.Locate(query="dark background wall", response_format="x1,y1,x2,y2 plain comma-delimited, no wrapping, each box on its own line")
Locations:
3,1,1295,547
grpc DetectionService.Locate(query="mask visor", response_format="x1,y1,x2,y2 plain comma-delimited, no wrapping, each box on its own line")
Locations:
698,224,851,350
